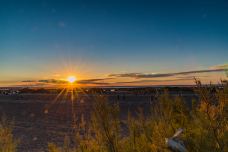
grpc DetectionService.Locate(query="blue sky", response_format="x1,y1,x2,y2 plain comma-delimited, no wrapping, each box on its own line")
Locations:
0,0,227,86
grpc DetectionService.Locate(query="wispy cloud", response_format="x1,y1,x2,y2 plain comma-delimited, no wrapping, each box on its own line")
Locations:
77,78,112,85
22,79,66,84
21,78,112,85
114,77,194,84
210,64,228,70
20,64,227,86
21,80,37,82
109,68,225,79
38,79,67,84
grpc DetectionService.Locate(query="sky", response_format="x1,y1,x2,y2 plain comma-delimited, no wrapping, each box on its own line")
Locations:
0,0,228,87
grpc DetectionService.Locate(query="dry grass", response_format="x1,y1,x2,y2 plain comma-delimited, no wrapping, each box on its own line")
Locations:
0,117,18,152
47,81,228,152
1,81,228,152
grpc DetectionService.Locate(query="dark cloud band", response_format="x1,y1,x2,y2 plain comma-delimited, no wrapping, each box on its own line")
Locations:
109,69,225,79
22,78,112,85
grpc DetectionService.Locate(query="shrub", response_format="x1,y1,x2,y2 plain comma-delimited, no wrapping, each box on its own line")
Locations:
45,81,228,151
0,117,18,152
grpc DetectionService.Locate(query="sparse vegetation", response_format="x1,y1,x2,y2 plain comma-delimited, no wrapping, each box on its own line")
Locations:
1,81,228,152
47,81,228,152
0,117,18,152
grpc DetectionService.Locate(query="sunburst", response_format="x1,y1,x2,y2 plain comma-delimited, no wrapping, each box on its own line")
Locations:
67,76,77,83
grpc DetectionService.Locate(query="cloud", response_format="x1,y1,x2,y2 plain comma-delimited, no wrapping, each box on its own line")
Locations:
21,78,112,85
109,73,173,78
77,78,112,85
38,79,67,84
22,79,66,83
21,80,37,82
210,64,228,70
114,77,194,84
20,64,227,86
109,68,225,79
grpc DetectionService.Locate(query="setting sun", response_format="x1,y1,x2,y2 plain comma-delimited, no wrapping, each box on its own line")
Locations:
67,76,77,83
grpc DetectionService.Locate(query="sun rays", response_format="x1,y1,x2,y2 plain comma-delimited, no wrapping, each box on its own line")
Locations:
43,83,90,131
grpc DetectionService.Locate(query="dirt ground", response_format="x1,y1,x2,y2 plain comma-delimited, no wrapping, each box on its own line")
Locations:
0,93,196,151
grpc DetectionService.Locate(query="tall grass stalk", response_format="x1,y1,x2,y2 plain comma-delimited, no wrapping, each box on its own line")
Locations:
0,117,17,152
